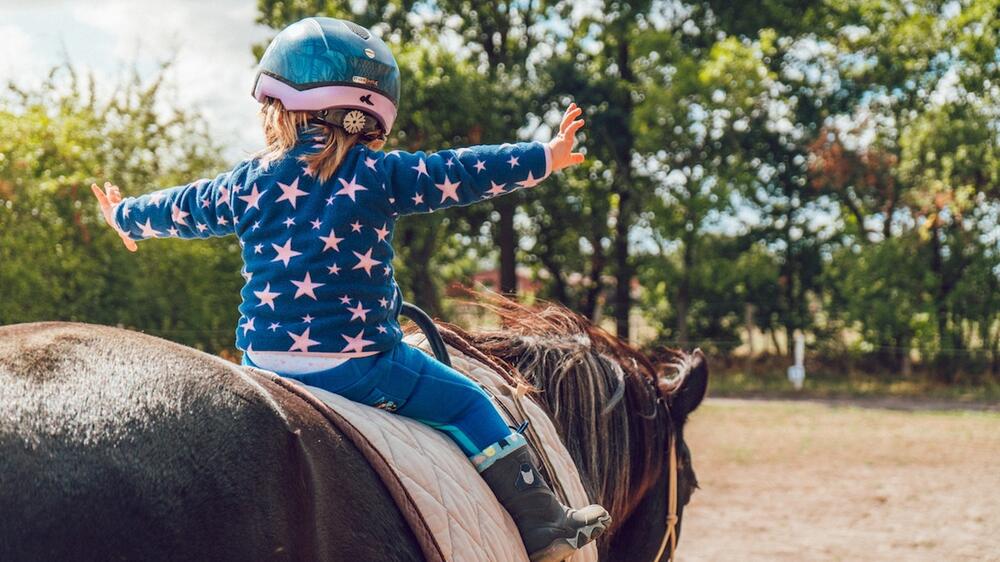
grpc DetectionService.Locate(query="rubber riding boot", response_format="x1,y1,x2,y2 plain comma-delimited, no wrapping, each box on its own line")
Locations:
480,444,611,562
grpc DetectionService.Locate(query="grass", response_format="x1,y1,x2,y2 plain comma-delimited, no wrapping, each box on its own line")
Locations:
708,364,1000,405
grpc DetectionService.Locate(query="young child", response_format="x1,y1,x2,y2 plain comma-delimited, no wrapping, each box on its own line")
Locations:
93,16,608,561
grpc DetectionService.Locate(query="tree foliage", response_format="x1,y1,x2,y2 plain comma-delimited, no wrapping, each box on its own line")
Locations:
3,0,998,382
0,67,240,353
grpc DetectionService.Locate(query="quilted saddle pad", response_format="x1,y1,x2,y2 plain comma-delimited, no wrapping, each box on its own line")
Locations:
300,335,599,562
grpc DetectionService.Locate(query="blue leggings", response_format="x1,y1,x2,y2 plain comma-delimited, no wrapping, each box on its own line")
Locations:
246,343,514,457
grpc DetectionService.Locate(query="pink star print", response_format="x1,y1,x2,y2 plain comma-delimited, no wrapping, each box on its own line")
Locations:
302,314,314,323
412,158,428,177
238,184,265,210
254,283,281,310
507,155,520,168
216,185,230,207
167,227,179,237
327,263,341,275
412,193,424,205
487,181,506,196
288,328,321,352
283,217,296,228
435,176,461,203
196,223,208,232
241,317,256,335
474,160,486,173
336,175,368,201
291,272,325,300
517,171,543,189
171,204,189,225
352,248,382,276
271,239,302,267
351,220,363,233
339,295,352,305
376,325,388,334
365,157,378,170
373,223,390,242
311,218,323,230
275,177,308,209
347,301,371,322
378,297,389,308
341,330,374,353
319,229,344,252
137,218,161,238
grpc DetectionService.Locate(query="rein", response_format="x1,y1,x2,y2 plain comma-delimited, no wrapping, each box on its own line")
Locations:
652,432,678,562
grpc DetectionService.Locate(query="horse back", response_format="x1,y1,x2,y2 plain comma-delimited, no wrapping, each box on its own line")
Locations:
0,322,420,562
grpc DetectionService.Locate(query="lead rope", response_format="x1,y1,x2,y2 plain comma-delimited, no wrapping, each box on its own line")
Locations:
652,433,679,562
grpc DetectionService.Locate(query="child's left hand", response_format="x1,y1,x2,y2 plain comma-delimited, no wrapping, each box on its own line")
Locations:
547,103,586,172
91,182,138,252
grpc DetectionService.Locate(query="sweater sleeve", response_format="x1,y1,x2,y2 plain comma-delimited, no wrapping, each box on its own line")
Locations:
113,164,248,241
381,141,552,216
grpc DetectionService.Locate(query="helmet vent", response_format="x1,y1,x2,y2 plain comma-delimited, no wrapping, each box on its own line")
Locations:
344,21,371,40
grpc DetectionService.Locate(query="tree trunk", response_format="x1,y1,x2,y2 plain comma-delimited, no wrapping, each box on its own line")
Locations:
497,199,518,294
399,222,443,317
929,221,953,383
676,239,693,348
580,235,606,322
612,32,635,342
614,195,632,341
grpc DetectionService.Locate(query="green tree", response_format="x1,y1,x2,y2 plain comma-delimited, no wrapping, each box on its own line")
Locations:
0,67,240,353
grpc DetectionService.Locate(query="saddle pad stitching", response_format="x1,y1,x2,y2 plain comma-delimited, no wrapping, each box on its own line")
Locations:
369,407,520,558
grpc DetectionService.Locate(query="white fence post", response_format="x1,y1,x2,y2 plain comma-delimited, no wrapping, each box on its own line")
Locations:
787,330,805,390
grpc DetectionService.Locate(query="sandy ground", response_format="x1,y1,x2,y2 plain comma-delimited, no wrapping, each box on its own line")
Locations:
677,398,1000,562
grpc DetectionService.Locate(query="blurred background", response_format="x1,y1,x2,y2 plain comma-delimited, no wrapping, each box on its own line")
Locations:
3,0,997,397
1,1,998,559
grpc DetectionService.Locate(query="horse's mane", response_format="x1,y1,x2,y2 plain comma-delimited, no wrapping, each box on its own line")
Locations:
426,294,694,535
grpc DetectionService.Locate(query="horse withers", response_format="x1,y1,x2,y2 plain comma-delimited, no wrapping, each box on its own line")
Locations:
0,306,707,561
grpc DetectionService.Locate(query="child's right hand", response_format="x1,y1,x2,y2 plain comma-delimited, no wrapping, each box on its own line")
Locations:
91,182,138,252
547,103,586,172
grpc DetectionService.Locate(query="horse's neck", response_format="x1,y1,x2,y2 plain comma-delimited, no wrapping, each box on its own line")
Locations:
529,369,668,536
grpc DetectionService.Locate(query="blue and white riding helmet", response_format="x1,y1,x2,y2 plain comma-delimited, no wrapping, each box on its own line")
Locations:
252,17,400,138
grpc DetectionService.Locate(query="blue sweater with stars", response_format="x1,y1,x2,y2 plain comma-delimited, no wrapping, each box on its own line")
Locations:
114,129,552,357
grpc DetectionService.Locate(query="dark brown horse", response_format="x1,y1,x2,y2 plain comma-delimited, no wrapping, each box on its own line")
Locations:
0,303,706,561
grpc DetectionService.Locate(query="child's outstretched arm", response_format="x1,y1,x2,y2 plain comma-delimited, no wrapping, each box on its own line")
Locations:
92,165,249,249
382,103,585,216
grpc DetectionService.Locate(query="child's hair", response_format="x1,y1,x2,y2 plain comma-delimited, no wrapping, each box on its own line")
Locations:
258,98,386,183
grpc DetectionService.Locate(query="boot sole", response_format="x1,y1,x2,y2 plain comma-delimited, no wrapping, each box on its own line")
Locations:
528,514,612,562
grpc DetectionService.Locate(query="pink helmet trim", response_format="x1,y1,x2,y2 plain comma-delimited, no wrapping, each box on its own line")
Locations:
254,73,398,134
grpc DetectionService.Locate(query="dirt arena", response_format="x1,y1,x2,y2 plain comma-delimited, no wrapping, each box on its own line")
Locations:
678,398,1000,561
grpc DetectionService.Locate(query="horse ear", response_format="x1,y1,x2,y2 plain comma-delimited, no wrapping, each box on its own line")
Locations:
669,349,708,423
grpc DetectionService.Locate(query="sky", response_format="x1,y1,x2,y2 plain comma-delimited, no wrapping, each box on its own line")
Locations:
0,0,273,161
